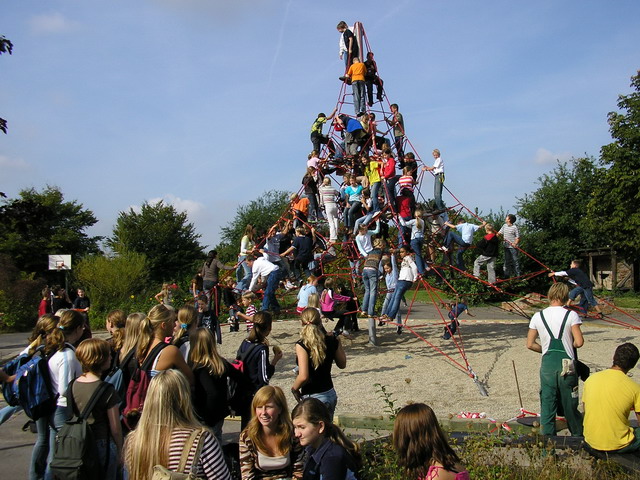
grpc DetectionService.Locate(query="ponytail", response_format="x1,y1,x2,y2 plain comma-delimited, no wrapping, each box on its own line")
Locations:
28,314,58,356
173,305,197,346
45,310,84,354
136,304,175,362
299,309,326,369
107,309,127,354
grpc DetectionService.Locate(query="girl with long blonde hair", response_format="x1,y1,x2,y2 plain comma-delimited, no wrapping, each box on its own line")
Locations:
124,370,231,480
291,308,346,420
238,386,303,480
134,304,193,384
173,304,198,360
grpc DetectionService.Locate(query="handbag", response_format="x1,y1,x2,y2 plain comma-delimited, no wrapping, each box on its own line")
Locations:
151,428,205,480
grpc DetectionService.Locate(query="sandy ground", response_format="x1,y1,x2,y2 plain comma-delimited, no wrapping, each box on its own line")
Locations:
217,302,640,422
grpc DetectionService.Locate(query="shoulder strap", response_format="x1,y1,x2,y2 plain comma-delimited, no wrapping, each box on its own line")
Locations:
557,311,571,338
78,381,111,421
141,342,168,371
177,428,206,473
539,311,571,340
538,312,555,340
121,347,136,368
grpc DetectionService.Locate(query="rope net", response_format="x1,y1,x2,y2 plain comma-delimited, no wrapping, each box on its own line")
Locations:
214,21,639,395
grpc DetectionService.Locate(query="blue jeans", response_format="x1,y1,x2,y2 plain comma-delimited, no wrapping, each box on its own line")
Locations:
236,255,251,284
387,280,413,320
504,247,521,277
304,388,338,421
31,415,50,480
347,201,363,229
361,268,379,316
444,231,470,271
569,286,597,315
370,182,381,212
381,291,401,322
385,176,398,205
352,80,365,114
96,438,119,480
0,404,21,425
410,237,426,275
434,173,444,210
44,404,73,480
352,212,374,235
262,269,282,313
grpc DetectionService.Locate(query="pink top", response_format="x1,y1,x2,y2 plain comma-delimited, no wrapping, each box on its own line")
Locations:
320,289,350,312
421,465,470,480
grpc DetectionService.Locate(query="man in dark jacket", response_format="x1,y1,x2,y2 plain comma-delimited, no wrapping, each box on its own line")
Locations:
473,224,500,284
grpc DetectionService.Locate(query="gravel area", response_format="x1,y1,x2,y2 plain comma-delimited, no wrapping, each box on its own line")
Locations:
217,302,640,421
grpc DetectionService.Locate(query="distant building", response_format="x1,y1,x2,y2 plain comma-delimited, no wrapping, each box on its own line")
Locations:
580,248,638,291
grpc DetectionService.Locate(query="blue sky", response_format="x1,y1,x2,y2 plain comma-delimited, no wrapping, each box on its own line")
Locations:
2,0,639,251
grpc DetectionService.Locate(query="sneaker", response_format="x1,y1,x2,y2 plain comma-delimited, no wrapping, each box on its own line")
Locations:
439,246,449,253
378,320,385,327
396,326,403,335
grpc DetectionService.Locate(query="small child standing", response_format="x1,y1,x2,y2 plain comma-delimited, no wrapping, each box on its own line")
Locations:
71,338,123,480
234,291,258,332
222,277,240,332
442,299,473,340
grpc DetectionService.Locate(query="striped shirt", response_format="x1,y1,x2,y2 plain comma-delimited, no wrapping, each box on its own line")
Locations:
318,185,339,206
153,428,230,480
245,304,257,331
239,430,304,480
498,223,520,248
398,175,414,192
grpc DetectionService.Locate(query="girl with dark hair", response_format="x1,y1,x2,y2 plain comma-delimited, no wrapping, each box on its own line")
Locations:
189,328,231,444
292,397,360,480
393,403,469,480
236,311,283,429
201,250,234,314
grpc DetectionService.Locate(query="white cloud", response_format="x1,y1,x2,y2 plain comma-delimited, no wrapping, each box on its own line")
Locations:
0,155,29,170
29,13,80,35
533,148,573,165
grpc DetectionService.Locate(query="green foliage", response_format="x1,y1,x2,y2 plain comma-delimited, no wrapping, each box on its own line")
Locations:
74,251,150,326
516,158,600,269
361,433,640,479
108,200,204,284
1,35,12,134
0,254,45,331
586,71,640,261
0,186,101,274
216,190,292,263
374,383,400,420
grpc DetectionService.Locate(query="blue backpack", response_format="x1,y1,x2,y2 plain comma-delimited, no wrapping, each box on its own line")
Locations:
2,345,57,420
103,347,135,408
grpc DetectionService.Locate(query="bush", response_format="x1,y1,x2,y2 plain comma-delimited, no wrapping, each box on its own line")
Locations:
74,252,149,328
0,254,45,331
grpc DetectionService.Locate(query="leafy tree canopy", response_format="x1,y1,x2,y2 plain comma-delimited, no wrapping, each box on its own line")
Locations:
108,200,204,284
516,157,600,269
216,190,291,263
1,35,12,134
586,70,640,260
0,186,101,273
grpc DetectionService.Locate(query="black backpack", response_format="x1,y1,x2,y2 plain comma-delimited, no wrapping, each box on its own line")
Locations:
50,380,110,480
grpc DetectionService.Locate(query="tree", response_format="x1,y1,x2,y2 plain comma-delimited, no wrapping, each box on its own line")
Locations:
74,251,149,317
516,158,601,268
586,70,640,260
0,186,101,274
1,35,13,134
108,200,204,284
215,190,291,263
0,254,45,331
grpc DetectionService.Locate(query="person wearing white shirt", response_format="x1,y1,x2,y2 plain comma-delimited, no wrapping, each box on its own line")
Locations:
246,255,282,314
382,246,418,336
422,148,445,210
